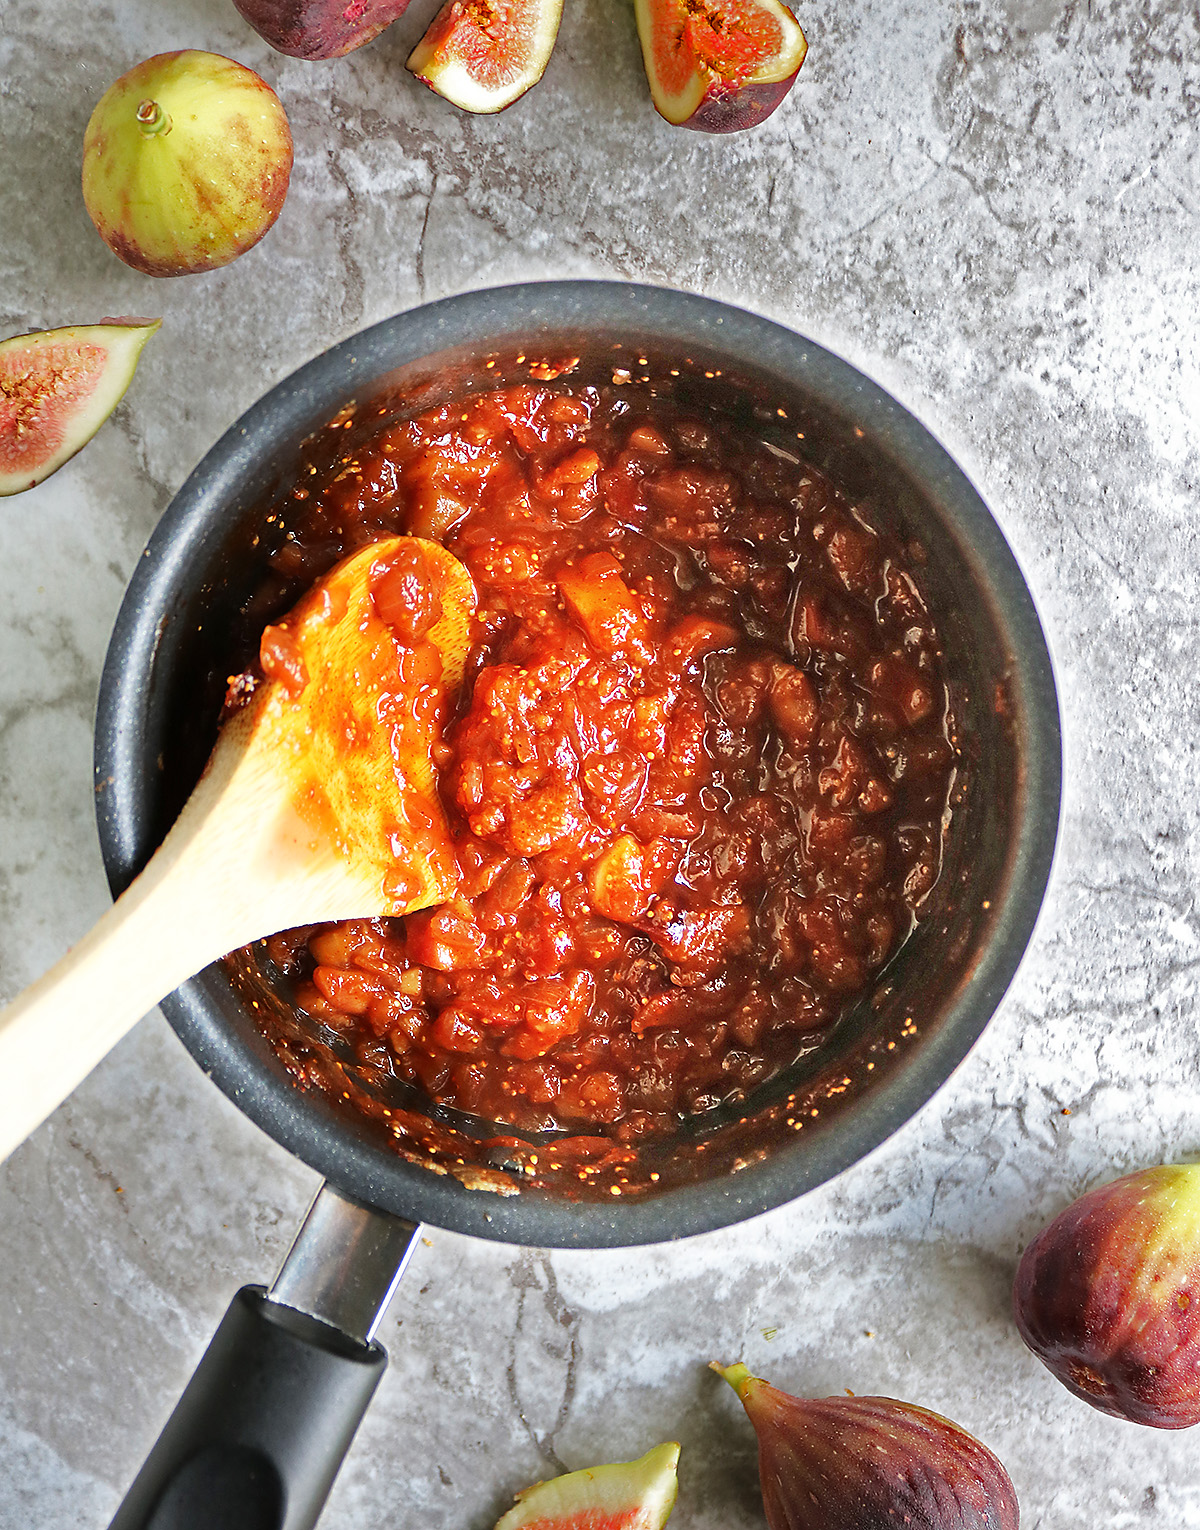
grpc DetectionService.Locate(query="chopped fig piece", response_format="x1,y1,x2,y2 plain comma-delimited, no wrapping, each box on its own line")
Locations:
407,0,565,114
259,622,309,698
634,0,807,133
644,902,751,971
495,1442,680,1530
590,834,678,923
558,552,655,665
767,661,818,750
500,970,595,1059
714,1363,1019,1530
1014,1163,1200,1427
664,614,740,668
0,320,160,497
232,0,412,59
371,541,446,644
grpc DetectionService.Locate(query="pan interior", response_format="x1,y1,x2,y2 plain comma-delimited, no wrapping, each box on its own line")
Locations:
95,291,1058,1247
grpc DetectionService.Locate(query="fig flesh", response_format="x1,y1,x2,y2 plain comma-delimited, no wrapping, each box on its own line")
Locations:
634,0,807,133
82,51,293,277
494,1443,680,1530
1014,1163,1200,1428
231,0,412,60
407,0,565,114
0,320,160,497
714,1363,1019,1530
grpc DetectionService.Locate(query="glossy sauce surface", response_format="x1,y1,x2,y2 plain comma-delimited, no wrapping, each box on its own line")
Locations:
250,381,958,1139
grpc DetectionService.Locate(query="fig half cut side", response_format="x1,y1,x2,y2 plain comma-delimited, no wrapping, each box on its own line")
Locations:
0,320,160,497
232,0,413,59
635,0,807,133
407,0,564,113
494,1443,680,1530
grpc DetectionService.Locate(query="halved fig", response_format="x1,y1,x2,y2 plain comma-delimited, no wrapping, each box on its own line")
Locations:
0,320,160,497
634,0,807,133
232,0,412,60
495,1443,680,1530
407,0,564,114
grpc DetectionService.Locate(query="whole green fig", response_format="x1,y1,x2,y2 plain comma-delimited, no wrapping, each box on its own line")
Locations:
82,51,292,277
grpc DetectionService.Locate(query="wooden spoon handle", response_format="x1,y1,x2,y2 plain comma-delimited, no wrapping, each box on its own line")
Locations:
0,737,296,1163
0,841,249,1164
0,725,399,1164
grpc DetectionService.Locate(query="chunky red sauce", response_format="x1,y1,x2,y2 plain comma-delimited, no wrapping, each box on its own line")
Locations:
248,381,957,1140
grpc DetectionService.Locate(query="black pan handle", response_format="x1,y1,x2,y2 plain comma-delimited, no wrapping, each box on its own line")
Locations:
109,1285,385,1530
110,1187,420,1530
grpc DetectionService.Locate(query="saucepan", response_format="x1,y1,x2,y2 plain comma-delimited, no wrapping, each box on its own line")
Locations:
94,281,1061,1529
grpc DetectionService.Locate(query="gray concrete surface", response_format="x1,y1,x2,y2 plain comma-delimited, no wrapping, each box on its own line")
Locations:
1,0,1198,1525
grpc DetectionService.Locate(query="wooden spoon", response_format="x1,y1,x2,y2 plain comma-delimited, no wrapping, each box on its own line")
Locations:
0,536,476,1165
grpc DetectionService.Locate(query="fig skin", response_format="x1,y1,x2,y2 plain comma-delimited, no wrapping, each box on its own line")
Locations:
682,73,801,134
82,51,293,278
634,0,807,134
714,1363,1019,1530
1013,1163,1200,1428
231,0,412,60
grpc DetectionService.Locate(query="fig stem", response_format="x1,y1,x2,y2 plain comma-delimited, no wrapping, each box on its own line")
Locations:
711,1361,755,1400
135,99,172,137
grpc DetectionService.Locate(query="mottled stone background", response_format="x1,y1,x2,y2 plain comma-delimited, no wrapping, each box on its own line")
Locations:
1,0,1198,1525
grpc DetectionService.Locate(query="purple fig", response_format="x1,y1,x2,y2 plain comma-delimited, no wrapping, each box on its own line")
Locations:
1013,1163,1200,1428
232,0,412,60
713,1362,1019,1530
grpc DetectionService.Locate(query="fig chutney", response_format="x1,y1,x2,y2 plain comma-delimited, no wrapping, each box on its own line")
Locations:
232,377,959,1145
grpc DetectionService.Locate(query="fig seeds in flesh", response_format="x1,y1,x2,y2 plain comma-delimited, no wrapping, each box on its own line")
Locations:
82,51,293,277
494,1443,680,1530
635,0,807,133
0,320,160,497
232,0,412,60
714,1363,1019,1530
407,0,565,114
1014,1162,1200,1428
